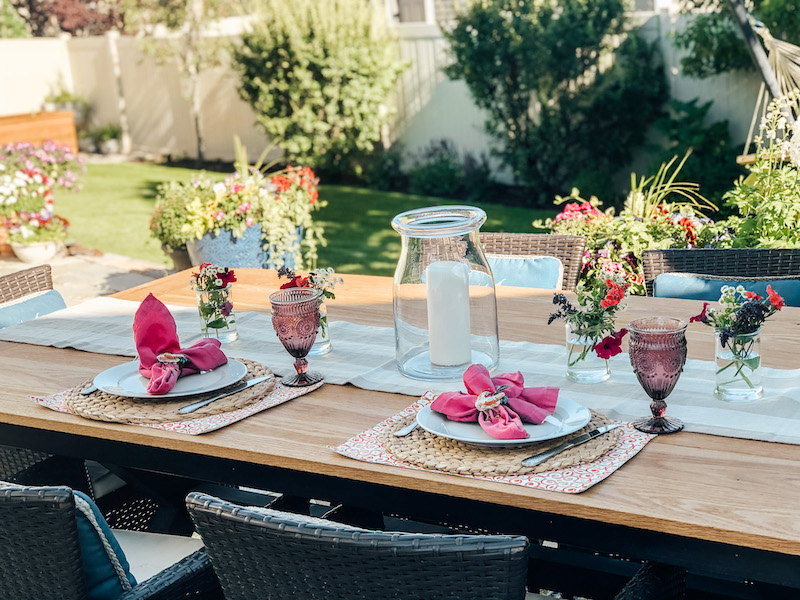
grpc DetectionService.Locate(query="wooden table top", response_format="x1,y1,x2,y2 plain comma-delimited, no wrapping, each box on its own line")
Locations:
2,269,800,558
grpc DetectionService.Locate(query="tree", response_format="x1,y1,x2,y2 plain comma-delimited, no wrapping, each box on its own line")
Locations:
444,0,666,205
121,0,239,163
9,0,121,37
674,0,800,78
0,0,29,37
231,0,407,178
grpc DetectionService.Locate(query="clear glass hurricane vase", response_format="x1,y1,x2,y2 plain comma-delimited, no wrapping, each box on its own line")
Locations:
715,329,763,402
565,324,610,384
307,297,332,356
196,284,238,343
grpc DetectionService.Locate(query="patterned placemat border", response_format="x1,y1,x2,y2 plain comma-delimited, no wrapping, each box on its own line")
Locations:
64,358,275,424
334,392,655,494
383,411,619,476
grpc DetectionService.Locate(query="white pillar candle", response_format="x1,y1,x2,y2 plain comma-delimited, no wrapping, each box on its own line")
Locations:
426,260,471,366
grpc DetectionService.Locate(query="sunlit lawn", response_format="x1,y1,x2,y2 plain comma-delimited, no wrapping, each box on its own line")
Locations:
59,161,555,275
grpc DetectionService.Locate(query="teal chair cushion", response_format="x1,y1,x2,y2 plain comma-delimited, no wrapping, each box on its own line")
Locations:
653,273,800,307
0,289,66,329
488,255,564,289
73,490,137,599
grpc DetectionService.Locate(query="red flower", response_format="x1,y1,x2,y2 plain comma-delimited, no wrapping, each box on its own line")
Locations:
767,285,785,310
600,279,626,309
594,329,628,359
744,291,763,301
218,268,237,286
279,275,310,289
689,302,709,324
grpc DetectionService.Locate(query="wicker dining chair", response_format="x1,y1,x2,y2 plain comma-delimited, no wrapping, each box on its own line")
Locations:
641,248,800,296
0,483,223,600
187,492,686,600
480,233,587,291
187,491,531,600
0,263,56,303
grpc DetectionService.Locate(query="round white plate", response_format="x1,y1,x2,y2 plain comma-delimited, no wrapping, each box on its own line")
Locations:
94,359,248,399
416,396,591,446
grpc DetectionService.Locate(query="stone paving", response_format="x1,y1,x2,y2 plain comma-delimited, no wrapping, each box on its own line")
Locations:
0,247,170,306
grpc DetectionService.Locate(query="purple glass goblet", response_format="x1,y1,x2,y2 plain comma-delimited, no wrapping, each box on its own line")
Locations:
628,317,687,434
269,287,324,387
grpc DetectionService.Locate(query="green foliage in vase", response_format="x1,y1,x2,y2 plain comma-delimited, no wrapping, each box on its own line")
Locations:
674,0,800,78
723,97,800,248
443,0,666,205
232,0,407,178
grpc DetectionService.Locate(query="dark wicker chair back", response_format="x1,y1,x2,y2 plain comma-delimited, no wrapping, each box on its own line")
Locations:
0,483,223,600
186,492,530,600
0,264,54,303
480,233,587,290
0,485,91,598
641,248,800,296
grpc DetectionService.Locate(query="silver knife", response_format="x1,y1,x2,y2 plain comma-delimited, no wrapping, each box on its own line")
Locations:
521,424,619,467
177,375,273,414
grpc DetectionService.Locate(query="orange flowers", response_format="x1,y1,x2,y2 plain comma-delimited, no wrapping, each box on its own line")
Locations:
767,285,785,310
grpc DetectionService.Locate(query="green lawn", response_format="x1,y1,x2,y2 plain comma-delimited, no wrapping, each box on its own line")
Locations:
59,162,555,275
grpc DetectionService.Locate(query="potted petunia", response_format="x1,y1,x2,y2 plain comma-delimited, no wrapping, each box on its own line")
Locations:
0,164,68,263
151,146,325,270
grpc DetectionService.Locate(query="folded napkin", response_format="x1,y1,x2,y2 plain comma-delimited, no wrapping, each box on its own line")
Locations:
429,364,559,439
133,293,228,395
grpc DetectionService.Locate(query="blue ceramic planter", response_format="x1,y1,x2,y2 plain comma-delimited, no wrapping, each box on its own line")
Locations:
186,225,300,269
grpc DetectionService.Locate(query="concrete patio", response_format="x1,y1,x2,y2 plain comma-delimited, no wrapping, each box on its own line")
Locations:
0,248,170,306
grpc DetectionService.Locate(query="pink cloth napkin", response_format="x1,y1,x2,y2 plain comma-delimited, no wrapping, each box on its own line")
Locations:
133,293,228,395
429,364,559,439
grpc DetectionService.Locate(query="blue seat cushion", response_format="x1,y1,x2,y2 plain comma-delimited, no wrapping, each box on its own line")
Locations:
488,255,564,289
653,273,800,307
73,490,137,599
0,289,66,329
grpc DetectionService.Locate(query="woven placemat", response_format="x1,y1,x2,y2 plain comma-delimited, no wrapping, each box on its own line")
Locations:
383,410,620,476
64,358,275,424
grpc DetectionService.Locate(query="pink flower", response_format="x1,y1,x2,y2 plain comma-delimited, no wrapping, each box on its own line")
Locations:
245,217,254,227
214,211,226,221
594,329,628,359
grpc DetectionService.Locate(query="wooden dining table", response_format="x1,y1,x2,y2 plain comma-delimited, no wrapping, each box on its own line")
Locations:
2,268,800,596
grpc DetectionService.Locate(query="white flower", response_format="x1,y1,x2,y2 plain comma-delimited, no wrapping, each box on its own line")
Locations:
214,278,223,287
213,182,225,196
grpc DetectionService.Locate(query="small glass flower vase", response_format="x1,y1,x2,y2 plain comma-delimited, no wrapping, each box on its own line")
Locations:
565,324,610,384
715,328,763,402
307,298,332,356
196,284,239,343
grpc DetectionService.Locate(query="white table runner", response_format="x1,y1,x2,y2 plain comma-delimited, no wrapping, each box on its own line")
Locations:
3,297,800,444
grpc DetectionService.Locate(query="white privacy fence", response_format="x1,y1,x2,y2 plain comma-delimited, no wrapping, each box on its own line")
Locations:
0,12,763,169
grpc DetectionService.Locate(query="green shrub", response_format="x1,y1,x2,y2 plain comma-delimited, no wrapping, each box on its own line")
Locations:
443,0,666,206
0,0,28,38
651,99,745,211
407,140,465,198
363,145,408,192
231,0,407,178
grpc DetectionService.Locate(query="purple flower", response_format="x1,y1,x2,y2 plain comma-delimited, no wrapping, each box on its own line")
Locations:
220,301,233,317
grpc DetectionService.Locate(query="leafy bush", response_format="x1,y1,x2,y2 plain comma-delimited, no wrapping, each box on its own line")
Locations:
443,0,666,205
363,145,408,192
534,155,721,293
407,140,465,198
723,98,800,248
674,0,800,78
232,0,407,178
0,0,29,38
651,99,745,210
